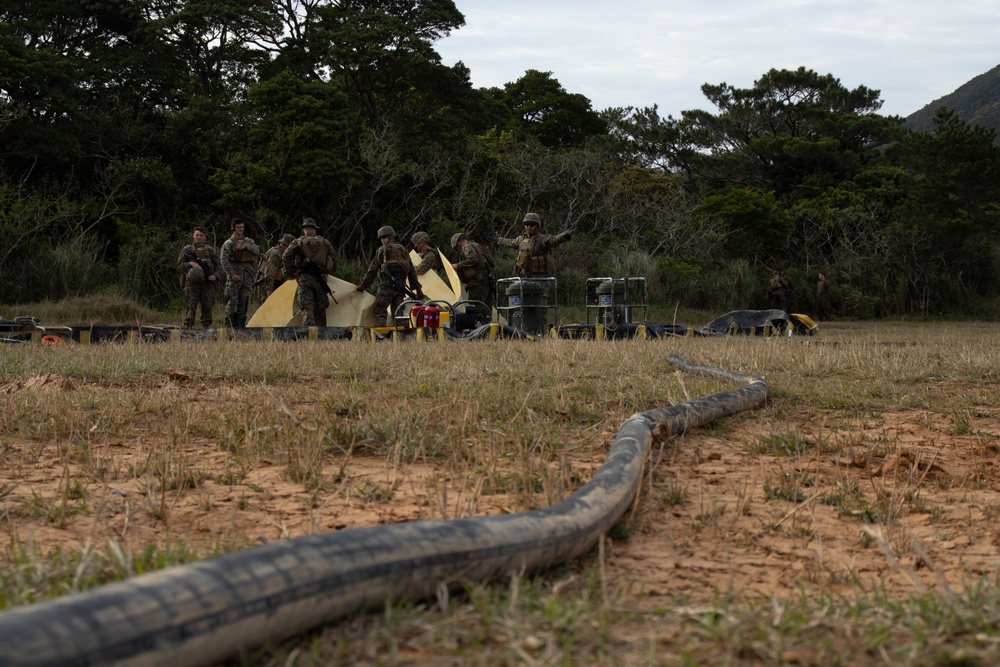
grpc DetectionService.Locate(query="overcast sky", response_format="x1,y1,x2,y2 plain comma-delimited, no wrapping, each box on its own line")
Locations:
435,1,1000,119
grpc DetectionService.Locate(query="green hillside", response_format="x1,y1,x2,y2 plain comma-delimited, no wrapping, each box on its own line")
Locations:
906,63,1000,136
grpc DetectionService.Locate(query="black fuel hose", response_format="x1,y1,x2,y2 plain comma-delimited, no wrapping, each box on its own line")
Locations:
0,355,767,666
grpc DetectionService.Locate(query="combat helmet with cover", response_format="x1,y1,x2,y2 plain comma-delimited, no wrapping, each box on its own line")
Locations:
450,232,466,250
411,231,431,246
377,225,396,239
522,212,542,226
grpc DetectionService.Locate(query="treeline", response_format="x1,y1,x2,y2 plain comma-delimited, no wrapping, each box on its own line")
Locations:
2,0,1000,318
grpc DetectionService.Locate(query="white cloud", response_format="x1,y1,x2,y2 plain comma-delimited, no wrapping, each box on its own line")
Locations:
437,0,1000,117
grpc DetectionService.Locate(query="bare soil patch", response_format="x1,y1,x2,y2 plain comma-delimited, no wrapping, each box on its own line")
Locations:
3,364,998,611
612,405,1000,607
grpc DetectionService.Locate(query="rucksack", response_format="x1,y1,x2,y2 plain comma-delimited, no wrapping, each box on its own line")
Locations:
470,241,495,275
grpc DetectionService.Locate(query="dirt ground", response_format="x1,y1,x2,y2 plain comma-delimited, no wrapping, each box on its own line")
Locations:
2,369,999,614
613,406,1000,606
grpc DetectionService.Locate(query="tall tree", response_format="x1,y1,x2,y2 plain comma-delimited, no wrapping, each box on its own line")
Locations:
313,0,465,131
212,71,352,228
891,108,1000,298
490,70,607,148
669,67,903,198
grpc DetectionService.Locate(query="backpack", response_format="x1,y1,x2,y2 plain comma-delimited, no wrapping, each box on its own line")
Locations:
470,241,495,275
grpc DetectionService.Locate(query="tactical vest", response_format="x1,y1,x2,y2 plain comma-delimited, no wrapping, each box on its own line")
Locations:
382,243,411,279
193,245,214,270
514,236,555,277
230,237,255,263
299,236,329,272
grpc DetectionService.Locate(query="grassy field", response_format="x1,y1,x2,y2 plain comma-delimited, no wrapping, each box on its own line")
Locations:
2,319,1000,665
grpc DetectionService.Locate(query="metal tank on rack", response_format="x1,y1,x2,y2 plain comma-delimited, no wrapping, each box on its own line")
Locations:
587,277,647,327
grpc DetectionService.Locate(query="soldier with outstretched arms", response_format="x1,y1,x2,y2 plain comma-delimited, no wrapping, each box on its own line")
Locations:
494,212,574,279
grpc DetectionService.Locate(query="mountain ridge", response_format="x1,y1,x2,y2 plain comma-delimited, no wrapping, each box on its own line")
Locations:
905,63,1000,136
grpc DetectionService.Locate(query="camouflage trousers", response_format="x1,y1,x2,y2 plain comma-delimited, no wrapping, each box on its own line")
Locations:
224,266,256,323
296,275,329,327
183,283,216,328
464,278,493,323
373,285,405,327
816,293,831,321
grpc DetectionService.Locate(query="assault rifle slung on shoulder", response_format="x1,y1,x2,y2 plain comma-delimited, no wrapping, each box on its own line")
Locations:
295,247,337,303
381,264,421,300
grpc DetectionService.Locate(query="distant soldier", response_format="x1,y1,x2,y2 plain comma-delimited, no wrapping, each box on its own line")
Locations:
410,231,441,276
768,271,785,311
495,212,573,278
780,270,794,314
177,227,222,328
816,272,831,321
260,233,296,299
356,225,425,327
282,218,336,327
451,232,494,321
219,218,260,328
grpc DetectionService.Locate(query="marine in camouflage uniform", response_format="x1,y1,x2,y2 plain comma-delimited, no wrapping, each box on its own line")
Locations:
177,226,223,328
260,233,296,299
816,272,831,321
410,231,441,276
450,232,493,321
219,218,260,328
768,271,785,311
282,218,336,327
356,225,425,327
780,270,794,314
495,212,574,278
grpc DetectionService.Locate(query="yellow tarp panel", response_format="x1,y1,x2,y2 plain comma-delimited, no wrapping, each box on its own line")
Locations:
409,250,459,305
439,249,467,302
790,313,819,333
247,277,377,328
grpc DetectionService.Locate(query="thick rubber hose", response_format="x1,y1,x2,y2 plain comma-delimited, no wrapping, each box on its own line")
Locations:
0,355,767,667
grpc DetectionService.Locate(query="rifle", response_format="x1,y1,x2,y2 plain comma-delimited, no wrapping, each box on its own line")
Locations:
195,257,214,277
296,247,337,303
381,264,421,300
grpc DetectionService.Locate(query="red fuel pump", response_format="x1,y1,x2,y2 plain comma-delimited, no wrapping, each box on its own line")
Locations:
422,305,440,328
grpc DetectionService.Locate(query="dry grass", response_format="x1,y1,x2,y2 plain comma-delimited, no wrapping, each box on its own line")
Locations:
2,320,1000,664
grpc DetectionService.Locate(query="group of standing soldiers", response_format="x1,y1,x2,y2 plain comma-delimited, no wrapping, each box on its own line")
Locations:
177,211,575,329
177,217,267,329
768,269,832,321
178,217,334,328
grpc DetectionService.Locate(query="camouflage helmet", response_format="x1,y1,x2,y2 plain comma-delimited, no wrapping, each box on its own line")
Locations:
279,233,296,246
522,212,542,226
377,225,396,239
301,217,318,229
450,232,466,250
411,231,431,246
187,266,205,283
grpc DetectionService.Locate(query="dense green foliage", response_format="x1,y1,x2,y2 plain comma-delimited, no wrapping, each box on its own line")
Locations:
2,2,1000,317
